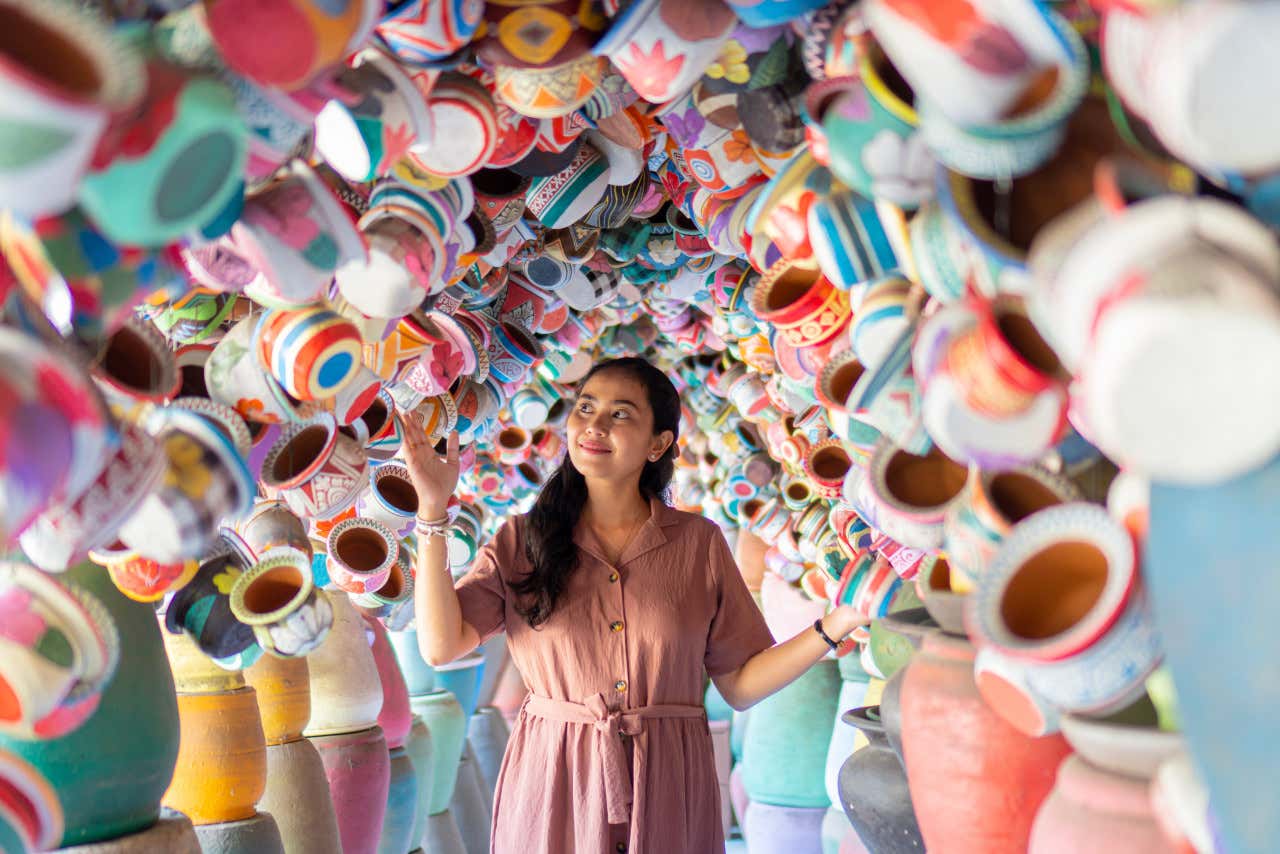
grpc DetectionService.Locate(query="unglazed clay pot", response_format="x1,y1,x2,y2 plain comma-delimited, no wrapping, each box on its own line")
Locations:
367,616,413,749
468,706,510,799
388,628,436,696
0,561,180,847
409,691,467,815
304,593,384,738
55,812,200,853
312,725,391,854
837,706,924,853
1029,755,1175,854
379,747,419,854
162,623,247,694
900,632,1071,853
450,743,492,854
741,659,840,808
403,716,435,852
193,810,285,854
163,687,268,824
245,654,312,745
259,737,342,854
743,801,827,854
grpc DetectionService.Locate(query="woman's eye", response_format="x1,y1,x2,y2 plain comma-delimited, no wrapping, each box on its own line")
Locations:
576,402,591,414
613,410,628,419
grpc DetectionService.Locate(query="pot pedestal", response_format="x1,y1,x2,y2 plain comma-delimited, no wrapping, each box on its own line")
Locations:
162,687,268,825
404,716,435,852
467,706,510,798
743,802,826,854
410,690,467,814
450,743,492,854
193,811,285,854
57,812,201,853
422,810,468,854
1029,755,1175,854
259,737,342,854
311,725,391,854
379,747,420,854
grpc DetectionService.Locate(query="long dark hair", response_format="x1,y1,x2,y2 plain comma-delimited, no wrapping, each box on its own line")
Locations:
513,357,681,628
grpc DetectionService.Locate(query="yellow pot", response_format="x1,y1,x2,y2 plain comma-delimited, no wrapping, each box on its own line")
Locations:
163,687,267,825
245,654,312,746
162,623,246,693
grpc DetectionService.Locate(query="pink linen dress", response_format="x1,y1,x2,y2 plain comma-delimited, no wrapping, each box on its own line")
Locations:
455,496,776,854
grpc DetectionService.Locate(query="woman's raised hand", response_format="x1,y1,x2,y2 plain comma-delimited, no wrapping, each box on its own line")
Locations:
398,413,460,517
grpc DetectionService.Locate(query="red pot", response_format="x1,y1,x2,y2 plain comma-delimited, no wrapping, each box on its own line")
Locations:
1029,756,1175,854
901,632,1070,853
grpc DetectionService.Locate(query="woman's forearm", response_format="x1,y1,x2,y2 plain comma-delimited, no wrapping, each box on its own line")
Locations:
414,513,477,666
714,610,861,711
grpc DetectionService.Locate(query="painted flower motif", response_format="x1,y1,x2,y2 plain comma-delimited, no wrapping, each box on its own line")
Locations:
235,398,269,422
724,128,756,164
212,568,241,595
0,588,43,646
380,121,417,173
267,593,334,657
861,130,935,206
663,107,705,150
163,434,213,500
706,40,751,85
621,41,687,100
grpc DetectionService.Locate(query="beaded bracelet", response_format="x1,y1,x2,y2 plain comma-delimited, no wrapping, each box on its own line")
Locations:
414,514,452,540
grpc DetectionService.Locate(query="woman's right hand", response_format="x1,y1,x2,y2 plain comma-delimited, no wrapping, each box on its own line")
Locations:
398,413,460,518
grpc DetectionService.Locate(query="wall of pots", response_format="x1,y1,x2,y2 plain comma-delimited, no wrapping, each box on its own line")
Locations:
0,0,1273,852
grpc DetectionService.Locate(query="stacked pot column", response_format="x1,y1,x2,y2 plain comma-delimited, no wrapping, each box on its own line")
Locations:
305,592,391,854
367,615,424,854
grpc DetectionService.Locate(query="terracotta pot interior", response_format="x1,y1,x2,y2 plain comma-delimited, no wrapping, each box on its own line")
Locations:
742,498,764,521
989,471,1064,524
247,420,267,443
786,481,811,502
471,168,525,197
360,397,389,438
498,427,527,449
244,565,304,615
1004,65,1061,119
764,267,820,313
518,462,540,483
433,437,449,455
0,7,102,97
531,427,548,445
995,307,1065,379
825,358,865,407
1000,541,1108,641
927,557,954,593
811,445,852,481
376,561,405,599
271,425,328,483
337,424,361,442
884,448,966,507
101,326,164,392
335,527,388,572
179,365,209,399
376,473,418,513
546,398,567,421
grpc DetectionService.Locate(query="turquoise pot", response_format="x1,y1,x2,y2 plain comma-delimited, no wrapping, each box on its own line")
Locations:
409,691,467,816
705,681,735,722
1149,453,1280,854
0,561,180,846
432,655,484,719
388,629,436,696
403,717,435,852
378,748,419,854
731,708,750,764
740,659,840,808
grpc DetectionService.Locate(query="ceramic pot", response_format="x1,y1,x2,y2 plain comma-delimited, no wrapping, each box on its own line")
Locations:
749,261,851,349
855,441,967,551
359,464,420,535
743,801,827,854
163,687,268,825
379,747,420,854
259,737,342,854
350,545,415,617
162,627,246,695
231,553,334,658
54,813,201,853
256,305,365,402
409,691,467,815
467,706,510,799
741,659,840,808
238,499,312,562
408,73,497,178
901,632,1070,853
366,617,413,750
261,413,369,522
312,725,391,854
598,0,737,104
1029,755,1175,854
0,560,180,847
403,716,435,848
450,743,492,854
90,317,181,416
389,629,437,696
245,654,312,746
837,706,924,853
304,594,384,738
433,653,485,720
325,517,398,595
193,810,285,854
824,676,871,807
422,810,468,854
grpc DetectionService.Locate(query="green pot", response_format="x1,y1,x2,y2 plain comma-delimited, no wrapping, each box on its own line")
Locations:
740,659,840,808
0,561,180,846
408,691,466,816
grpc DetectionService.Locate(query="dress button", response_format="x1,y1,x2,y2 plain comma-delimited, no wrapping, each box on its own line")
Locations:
615,680,627,692
608,571,619,583
610,620,624,633
616,844,626,853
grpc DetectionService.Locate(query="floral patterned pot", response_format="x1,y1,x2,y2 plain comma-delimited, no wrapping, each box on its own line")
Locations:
231,553,334,659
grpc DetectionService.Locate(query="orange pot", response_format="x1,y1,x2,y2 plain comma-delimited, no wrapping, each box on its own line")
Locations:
162,623,246,694
163,688,268,825
245,654,312,746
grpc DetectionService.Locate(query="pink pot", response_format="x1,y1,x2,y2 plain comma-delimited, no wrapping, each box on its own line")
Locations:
311,725,391,854
366,616,413,750
1029,755,1175,854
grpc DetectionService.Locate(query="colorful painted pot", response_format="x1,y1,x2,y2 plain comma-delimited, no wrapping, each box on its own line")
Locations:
807,185,901,292
256,306,364,402
477,0,606,68
325,517,398,595
749,261,851,349
360,389,402,462
0,1,144,219
525,142,612,229
261,412,369,521
357,464,420,535
494,54,603,120
231,553,334,658
96,549,199,605
349,543,415,617
237,499,312,562
162,687,267,825
851,441,967,551
0,750,63,853
90,317,181,415
378,0,485,65
408,73,498,178
163,532,260,661
597,0,738,104
726,0,829,27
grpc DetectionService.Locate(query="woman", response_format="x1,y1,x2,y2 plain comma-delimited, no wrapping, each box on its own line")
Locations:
402,356,866,854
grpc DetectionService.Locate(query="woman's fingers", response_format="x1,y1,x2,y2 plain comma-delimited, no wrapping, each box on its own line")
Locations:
445,430,459,465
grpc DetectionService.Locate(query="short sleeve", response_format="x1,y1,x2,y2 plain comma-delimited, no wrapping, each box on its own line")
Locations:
454,518,519,645
703,524,776,677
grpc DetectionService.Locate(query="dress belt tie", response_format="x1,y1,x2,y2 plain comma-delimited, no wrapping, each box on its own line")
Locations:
522,692,706,825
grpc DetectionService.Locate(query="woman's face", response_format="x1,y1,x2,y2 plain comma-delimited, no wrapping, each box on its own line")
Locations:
566,370,673,483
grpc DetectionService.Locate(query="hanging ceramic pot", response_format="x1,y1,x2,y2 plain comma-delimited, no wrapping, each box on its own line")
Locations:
350,544,415,618
262,412,369,522
90,317,181,417
237,499,312,562
163,532,259,662
325,517,398,595
230,553,334,658
255,305,366,403
357,464,420,536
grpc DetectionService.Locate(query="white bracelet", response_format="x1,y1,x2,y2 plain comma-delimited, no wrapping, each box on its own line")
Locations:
415,514,452,540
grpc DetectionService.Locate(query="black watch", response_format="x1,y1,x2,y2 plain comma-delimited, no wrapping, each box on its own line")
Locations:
813,618,840,652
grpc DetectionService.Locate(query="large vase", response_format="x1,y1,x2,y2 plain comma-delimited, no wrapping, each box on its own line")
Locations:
245,654,312,745
1148,454,1280,854
0,560,181,846
163,627,247,694
259,737,342,854
162,687,268,824
410,691,468,815
433,653,485,719
312,725,391,854
825,671,870,806
368,616,413,748
379,747,420,854
305,593,384,737
403,716,435,853
901,632,1070,853
193,811,285,854
837,706,924,853
1029,755,1175,853
741,659,840,808
743,801,826,854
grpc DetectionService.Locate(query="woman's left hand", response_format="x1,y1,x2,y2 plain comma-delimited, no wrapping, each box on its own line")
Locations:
823,605,871,654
